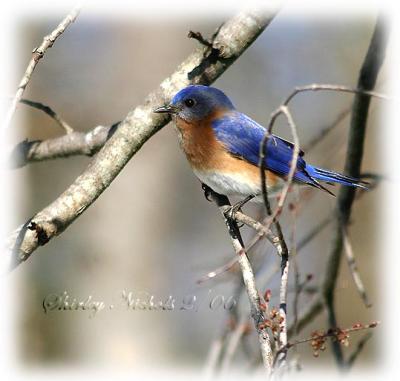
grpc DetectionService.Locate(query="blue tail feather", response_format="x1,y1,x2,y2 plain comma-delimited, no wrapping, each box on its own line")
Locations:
306,165,368,190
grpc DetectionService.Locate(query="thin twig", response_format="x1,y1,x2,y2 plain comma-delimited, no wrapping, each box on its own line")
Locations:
203,277,243,376
289,191,302,340
346,332,373,368
204,338,225,378
3,5,82,130
220,316,250,372
283,84,389,106
196,220,276,284
188,31,213,48
197,256,239,284
277,321,378,361
19,98,74,134
342,226,371,307
258,106,300,369
302,107,351,152
261,106,300,233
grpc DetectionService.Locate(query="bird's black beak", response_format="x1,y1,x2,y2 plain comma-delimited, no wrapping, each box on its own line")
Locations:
153,104,179,114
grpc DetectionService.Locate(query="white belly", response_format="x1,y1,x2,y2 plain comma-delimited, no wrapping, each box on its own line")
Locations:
193,169,284,200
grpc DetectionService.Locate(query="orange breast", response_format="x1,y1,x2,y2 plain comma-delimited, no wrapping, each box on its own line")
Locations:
174,114,280,189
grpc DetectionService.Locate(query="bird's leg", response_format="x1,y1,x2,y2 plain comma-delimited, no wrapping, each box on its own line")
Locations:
202,183,214,202
224,194,255,220
201,183,254,225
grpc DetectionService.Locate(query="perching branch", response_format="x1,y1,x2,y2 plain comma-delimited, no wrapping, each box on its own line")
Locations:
219,208,284,255
203,184,274,373
3,5,82,130
6,7,281,271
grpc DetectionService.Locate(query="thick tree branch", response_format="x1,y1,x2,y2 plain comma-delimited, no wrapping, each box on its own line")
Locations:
321,15,386,368
5,8,280,271
8,123,119,168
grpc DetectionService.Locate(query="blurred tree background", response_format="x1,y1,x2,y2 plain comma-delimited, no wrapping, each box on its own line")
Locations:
9,8,386,373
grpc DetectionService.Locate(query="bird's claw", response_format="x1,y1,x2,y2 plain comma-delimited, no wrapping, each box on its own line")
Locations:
225,201,245,219
223,194,255,225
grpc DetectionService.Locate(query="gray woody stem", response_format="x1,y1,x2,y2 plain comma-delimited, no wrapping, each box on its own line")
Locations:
322,15,386,367
203,184,274,373
5,8,280,271
9,124,119,168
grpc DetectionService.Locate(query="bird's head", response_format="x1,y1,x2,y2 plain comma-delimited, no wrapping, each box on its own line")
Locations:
154,85,235,122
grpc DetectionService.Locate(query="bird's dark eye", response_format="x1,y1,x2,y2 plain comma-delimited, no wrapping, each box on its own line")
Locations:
184,98,195,108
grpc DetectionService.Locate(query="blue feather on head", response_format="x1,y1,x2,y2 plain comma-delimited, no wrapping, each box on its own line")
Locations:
170,85,235,122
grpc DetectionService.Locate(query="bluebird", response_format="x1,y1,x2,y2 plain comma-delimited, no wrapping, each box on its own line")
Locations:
154,85,367,204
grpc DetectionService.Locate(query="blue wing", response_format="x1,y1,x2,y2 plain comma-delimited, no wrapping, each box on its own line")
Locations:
211,111,367,193
211,111,315,185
